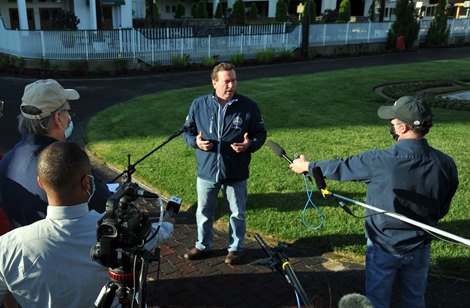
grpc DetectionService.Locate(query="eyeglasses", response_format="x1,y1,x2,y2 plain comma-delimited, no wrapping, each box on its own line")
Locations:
63,109,77,118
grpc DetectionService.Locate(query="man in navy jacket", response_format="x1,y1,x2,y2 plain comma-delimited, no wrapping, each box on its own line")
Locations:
0,79,110,228
290,96,458,307
182,62,266,264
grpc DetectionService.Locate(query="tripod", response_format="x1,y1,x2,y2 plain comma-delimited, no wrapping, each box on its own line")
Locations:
95,248,159,308
254,233,312,307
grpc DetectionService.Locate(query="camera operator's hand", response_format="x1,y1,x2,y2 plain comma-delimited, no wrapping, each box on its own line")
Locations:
196,131,213,151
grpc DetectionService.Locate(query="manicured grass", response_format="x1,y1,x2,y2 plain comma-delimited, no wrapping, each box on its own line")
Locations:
86,58,470,273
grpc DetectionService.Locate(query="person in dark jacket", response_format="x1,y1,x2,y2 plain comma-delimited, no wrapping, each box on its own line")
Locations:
0,79,111,228
289,96,458,307
182,62,267,265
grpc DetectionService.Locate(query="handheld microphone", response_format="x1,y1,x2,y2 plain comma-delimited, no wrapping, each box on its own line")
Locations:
166,195,182,217
266,140,293,163
266,140,312,181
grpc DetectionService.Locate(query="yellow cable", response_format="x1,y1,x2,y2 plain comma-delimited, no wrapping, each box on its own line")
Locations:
282,261,290,270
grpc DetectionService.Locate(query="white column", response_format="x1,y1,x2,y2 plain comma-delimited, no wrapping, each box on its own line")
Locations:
213,0,219,16
89,0,98,30
268,0,276,18
17,0,28,30
321,0,337,13
227,0,236,10
34,6,40,30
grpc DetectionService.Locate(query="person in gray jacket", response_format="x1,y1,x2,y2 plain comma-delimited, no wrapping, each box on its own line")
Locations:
182,62,266,265
290,96,458,307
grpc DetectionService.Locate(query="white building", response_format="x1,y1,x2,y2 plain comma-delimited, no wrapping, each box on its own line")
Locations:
1,0,466,31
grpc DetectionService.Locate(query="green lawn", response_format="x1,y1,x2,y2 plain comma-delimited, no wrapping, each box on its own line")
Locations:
86,58,470,273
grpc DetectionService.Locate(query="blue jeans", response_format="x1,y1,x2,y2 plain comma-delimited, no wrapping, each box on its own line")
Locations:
195,177,247,252
366,239,431,308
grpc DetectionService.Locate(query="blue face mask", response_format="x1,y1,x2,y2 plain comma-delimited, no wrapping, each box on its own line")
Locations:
86,175,96,203
64,115,74,139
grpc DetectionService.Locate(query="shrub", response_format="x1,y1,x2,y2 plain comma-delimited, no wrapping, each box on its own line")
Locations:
175,1,185,19
248,3,258,21
201,55,218,68
145,0,160,27
256,48,276,63
52,10,79,30
231,0,246,24
275,0,288,22
278,48,294,60
229,53,245,66
196,0,208,19
337,0,351,23
69,60,88,76
386,0,419,50
423,0,449,47
171,54,190,69
40,58,50,71
214,2,224,19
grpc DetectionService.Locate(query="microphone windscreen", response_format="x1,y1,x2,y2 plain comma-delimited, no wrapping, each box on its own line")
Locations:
338,293,372,308
313,166,327,190
266,140,286,157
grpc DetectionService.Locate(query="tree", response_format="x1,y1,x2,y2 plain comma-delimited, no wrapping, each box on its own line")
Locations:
215,2,224,19
424,0,450,47
387,0,420,50
145,0,160,27
196,0,208,19
53,10,80,30
191,3,198,18
175,1,186,19
231,0,246,25
309,0,317,24
337,0,351,23
368,0,376,22
275,0,288,22
248,3,258,21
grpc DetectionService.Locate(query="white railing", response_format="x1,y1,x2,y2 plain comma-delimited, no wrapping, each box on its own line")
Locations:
1,19,470,66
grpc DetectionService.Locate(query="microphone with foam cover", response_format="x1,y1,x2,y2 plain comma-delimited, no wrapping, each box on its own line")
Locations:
266,140,293,163
338,293,372,308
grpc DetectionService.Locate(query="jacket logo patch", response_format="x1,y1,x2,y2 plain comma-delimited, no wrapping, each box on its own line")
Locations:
232,116,243,129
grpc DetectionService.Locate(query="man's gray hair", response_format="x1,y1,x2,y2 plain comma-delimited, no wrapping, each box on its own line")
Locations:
18,104,67,135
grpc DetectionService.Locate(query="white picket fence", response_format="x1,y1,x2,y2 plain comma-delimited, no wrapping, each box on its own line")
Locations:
1,18,469,66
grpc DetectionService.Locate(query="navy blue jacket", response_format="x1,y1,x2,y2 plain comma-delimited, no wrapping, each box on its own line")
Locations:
0,133,111,228
309,139,458,254
183,93,266,183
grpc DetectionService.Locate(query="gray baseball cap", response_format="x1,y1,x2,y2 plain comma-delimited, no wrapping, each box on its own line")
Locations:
378,96,432,126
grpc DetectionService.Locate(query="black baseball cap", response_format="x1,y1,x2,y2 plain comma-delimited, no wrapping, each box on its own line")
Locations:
378,96,432,126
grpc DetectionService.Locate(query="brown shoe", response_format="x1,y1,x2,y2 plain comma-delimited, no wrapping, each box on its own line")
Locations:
225,251,244,265
184,247,207,260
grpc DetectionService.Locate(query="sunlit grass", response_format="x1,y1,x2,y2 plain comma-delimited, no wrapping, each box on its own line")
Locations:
86,58,470,273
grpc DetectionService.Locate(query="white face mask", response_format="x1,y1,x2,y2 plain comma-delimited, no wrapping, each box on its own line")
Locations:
64,115,74,139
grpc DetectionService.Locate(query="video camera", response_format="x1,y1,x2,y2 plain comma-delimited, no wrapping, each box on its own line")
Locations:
90,181,181,307
91,181,181,267
90,125,186,307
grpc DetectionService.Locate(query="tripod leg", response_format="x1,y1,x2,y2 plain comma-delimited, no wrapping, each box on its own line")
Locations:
95,282,118,308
